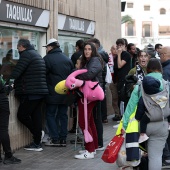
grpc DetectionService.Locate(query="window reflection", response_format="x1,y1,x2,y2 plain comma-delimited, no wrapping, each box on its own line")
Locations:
0,28,39,80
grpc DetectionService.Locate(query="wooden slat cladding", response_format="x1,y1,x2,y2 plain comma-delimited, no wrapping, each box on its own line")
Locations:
7,0,50,10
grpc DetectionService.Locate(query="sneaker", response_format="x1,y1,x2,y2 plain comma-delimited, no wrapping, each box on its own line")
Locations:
45,139,60,146
113,124,119,129
42,134,50,143
74,150,94,159
102,119,108,124
96,146,105,151
68,128,76,133
41,130,45,143
162,160,170,167
138,134,149,143
3,156,21,165
79,150,96,155
24,142,43,151
112,115,121,121
60,139,66,147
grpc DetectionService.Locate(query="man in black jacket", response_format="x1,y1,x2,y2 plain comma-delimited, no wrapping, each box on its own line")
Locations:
159,46,170,167
9,39,49,151
43,38,74,147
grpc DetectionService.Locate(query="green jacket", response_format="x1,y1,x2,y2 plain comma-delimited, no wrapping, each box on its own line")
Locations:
128,66,147,75
122,72,163,130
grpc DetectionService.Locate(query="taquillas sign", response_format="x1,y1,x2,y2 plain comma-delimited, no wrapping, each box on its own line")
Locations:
0,0,49,28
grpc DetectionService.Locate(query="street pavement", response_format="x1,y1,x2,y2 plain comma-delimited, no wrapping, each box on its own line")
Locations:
0,116,119,170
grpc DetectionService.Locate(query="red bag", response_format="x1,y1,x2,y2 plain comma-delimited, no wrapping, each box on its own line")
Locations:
101,135,124,163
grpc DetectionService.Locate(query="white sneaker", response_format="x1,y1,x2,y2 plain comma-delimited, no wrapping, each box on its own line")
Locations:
79,150,96,155
42,134,50,143
113,124,119,129
96,146,105,151
74,150,94,159
41,131,45,143
138,134,149,143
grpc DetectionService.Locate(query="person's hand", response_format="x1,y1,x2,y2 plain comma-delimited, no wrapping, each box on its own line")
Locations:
121,128,125,135
117,47,123,56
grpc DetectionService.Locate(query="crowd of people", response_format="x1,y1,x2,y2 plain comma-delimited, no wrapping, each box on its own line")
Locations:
0,36,170,170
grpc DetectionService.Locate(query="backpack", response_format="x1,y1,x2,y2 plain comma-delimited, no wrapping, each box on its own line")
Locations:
140,79,170,122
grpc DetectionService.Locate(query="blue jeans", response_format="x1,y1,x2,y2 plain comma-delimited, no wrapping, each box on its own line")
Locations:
46,104,68,141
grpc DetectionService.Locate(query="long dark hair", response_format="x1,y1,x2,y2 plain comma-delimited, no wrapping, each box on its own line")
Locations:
80,42,104,68
147,58,163,74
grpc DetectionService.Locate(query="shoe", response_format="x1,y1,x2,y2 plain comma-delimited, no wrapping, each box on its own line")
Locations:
74,150,94,159
162,160,170,167
112,115,121,121
96,146,105,151
24,142,43,151
102,119,108,124
70,137,83,144
41,130,45,143
3,156,21,165
60,139,66,147
79,150,96,155
45,139,60,146
138,134,149,143
68,128,76,133
168,125,170,130
113,124,119,129
42,134,50,143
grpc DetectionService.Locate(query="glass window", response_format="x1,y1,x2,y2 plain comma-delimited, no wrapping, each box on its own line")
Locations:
58,36,88,58
159,26,170,36
127,3,133,8
0,27,39,80
160,8,166,14
127,23,134,36
143,24,151,37
144,5,150,11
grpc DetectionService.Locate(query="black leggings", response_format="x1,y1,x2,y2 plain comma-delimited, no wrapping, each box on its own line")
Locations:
0,105,12,158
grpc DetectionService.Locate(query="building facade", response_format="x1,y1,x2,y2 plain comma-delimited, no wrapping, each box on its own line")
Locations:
121,0,170,49
0,0,121,150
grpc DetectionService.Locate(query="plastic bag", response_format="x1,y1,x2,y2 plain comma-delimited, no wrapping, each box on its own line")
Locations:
105,64,112,83
101,135,124,163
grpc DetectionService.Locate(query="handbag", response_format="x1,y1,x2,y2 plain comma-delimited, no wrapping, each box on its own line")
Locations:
101,135,124,163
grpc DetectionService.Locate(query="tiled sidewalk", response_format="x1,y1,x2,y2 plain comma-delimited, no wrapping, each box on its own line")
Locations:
0,116,119,170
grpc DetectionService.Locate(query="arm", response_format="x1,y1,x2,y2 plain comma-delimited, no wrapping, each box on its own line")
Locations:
135,97,146,121
122,85,140,130
77,57,102,80
9,52,31,80
117,47,126,68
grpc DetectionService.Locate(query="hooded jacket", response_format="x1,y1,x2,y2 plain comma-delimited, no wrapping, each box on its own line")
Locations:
44,47,74,104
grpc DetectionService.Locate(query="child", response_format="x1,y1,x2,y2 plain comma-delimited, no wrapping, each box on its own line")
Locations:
135,76,170,143
75,56,82,69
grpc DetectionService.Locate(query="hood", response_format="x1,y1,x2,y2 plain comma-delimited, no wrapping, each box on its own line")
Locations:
142,76,161,95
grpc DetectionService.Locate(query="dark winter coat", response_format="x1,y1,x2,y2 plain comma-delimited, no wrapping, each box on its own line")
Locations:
162,59,170,81
76,56,103,87
71,50,83,67
44,47,74,104
9,46,48,96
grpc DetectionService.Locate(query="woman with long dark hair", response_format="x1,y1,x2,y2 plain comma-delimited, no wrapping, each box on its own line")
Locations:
74,42,103,159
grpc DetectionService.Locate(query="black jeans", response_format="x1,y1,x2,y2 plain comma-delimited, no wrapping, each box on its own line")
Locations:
0,104,12,158
17,98,43,145
93,101,103,147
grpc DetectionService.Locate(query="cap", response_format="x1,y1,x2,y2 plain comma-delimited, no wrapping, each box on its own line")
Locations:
43,38,58,47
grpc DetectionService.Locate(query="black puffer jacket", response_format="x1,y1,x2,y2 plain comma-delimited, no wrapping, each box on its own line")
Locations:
44,48,74,104
10,46,48,95
77,57,103,87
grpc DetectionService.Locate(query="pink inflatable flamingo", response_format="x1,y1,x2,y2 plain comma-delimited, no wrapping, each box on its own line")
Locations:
65,69,104,143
